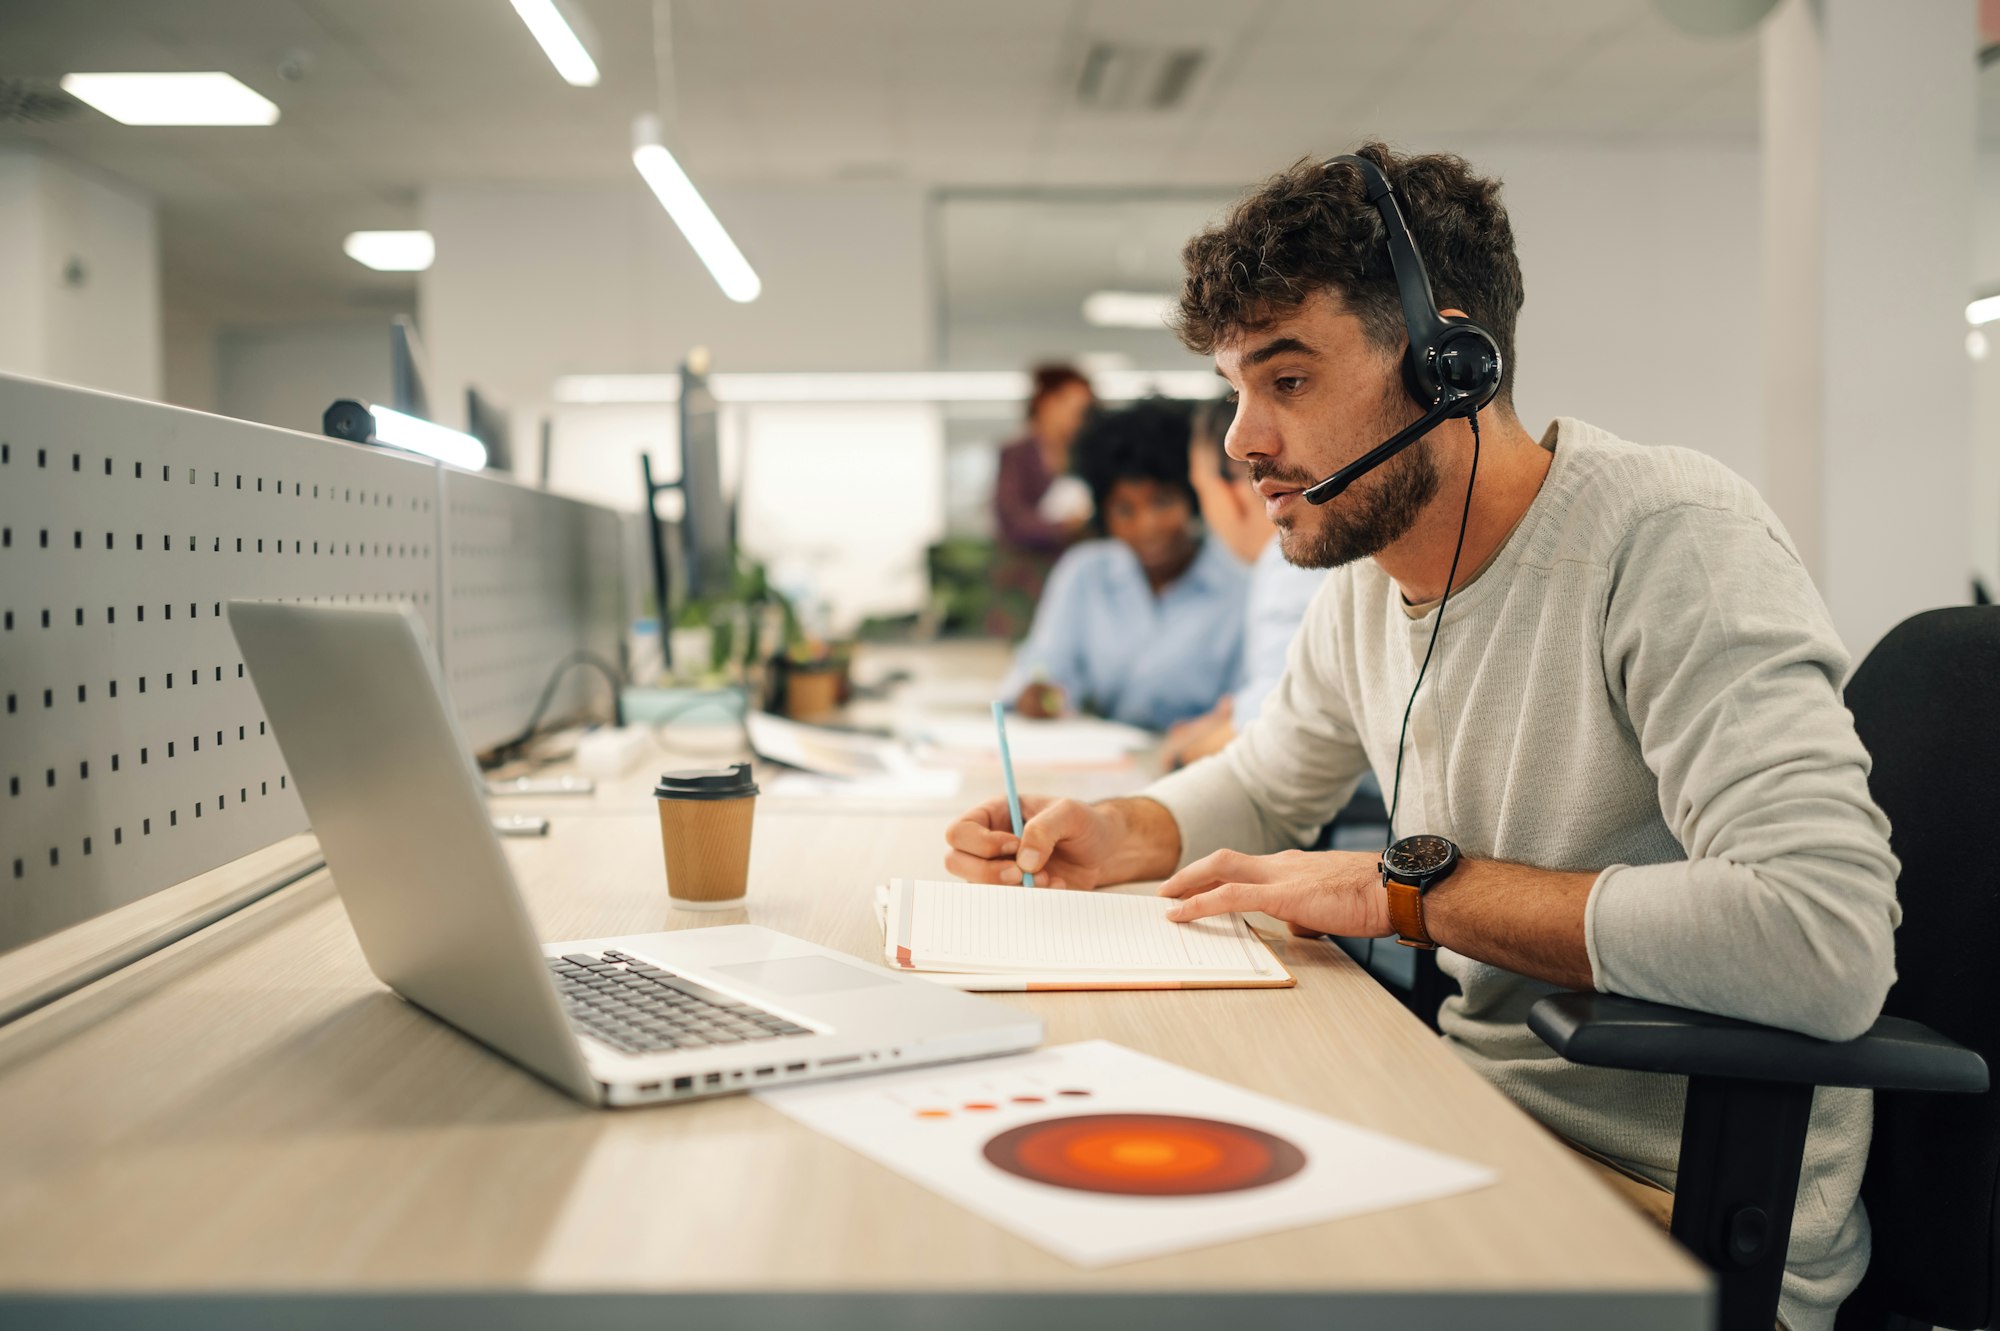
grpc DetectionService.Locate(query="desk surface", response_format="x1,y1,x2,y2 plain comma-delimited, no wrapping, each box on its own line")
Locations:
486,638,1161,819
0,643,1708,1330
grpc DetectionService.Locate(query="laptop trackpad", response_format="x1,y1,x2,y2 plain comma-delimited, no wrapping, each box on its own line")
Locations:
710,956,898,997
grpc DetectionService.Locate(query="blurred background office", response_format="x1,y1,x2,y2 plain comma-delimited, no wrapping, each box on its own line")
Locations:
0,0,1992,669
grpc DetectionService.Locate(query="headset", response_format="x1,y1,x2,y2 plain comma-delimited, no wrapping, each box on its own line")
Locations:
1301,155,1504,506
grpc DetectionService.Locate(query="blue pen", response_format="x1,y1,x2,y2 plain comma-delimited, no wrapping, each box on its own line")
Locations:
992,701,1033,887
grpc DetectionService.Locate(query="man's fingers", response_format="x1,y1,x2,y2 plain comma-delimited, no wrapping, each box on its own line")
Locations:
1165,882,1265,924
944,849,1011,883
1156,848,1232,899
1016,798,1087,873
949,797,1014,832
1157,848,1262,899
944,817,1018,859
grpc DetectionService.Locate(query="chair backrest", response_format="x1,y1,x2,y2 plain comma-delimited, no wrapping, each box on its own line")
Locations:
1844,606,2000,1329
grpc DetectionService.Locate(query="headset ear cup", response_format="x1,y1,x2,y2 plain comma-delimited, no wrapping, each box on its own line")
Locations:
1433,320,1503,413
1401,342,1437,408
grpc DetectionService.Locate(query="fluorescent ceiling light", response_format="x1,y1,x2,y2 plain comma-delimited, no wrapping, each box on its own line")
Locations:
1967,295,2000,327
1083,291,1177,330
555,374,685,404
553,369,1224,405
60,72,278,126
1096,369,1221,400
343,231,435,272
712,372,1025,403
369,405,488,471
633,114,761,303
510,0,600,87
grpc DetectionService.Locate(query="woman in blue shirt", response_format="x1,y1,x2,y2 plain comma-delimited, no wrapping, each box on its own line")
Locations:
1002,399,1247,731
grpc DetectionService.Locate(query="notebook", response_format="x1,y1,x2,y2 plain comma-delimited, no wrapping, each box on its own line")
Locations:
878,879,1295,992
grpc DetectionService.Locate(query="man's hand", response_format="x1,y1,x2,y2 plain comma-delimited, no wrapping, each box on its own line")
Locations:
1015,681,1066,719
1159,848,1393,938
943,795,1181,891
1160,699,1234,770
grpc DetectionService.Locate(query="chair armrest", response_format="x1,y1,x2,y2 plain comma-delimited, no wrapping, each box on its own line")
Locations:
1528,992,1989,1093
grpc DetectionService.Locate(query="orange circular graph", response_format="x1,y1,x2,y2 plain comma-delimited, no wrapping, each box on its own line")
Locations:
982,1113,1307,1196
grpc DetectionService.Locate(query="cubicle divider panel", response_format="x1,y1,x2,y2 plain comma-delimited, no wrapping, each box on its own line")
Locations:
440,469,626,754
0,376,441,951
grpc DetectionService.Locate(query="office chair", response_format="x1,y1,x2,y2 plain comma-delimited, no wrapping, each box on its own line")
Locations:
1528,607,1998,1331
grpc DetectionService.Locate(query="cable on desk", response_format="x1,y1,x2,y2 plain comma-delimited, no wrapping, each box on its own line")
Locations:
488,650,628,765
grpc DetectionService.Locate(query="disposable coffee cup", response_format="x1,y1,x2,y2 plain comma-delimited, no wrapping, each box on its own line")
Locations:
654,763,759,911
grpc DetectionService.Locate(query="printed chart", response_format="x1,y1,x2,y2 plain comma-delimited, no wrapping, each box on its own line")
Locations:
757,1040,1495,1266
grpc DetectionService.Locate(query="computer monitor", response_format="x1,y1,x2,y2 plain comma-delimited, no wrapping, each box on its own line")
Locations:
678,364,734,601
465,386,513,474
390,316,430,420
639,359,738,671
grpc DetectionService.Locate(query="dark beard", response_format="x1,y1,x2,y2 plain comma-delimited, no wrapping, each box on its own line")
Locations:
1254,391,1441,570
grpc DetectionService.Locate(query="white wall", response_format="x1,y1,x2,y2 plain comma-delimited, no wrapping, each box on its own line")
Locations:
736,402,945,632
161,306,218,415
0,153,45,381
1482,142,1764,487
548,398,943,634
214,321,394,437
545,401,681,508
1762,0,1975,659
419,179,934,432
0,148,160,400
1972,152,2000,595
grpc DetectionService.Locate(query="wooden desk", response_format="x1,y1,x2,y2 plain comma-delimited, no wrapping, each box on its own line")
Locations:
0,802,1707,1329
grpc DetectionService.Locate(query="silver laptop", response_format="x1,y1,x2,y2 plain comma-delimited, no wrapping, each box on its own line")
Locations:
227,601,1041,1108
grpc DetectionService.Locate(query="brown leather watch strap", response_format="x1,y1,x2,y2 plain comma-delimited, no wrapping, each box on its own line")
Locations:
1384,876,1437,950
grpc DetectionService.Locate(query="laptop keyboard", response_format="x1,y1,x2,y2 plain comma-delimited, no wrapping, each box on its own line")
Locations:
548,949,814,1056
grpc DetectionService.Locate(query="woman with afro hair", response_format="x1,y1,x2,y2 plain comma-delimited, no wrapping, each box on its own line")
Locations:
1000,398,1248,731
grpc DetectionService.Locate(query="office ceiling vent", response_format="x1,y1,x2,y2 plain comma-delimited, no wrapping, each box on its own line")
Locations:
0,80,84,123
0,80,82,123
1074,42,1208,112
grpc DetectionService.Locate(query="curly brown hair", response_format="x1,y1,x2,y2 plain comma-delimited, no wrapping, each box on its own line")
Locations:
1174,143,1524,406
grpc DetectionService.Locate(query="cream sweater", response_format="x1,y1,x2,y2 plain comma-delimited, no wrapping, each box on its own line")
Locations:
1146,418,1901,1331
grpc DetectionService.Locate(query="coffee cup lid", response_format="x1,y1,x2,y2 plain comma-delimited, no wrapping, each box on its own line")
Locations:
654,762,758,801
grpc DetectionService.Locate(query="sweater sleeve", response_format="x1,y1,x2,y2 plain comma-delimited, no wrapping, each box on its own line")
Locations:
1145,575,1370,867
999,544,1090,705
1587,506,1901,1041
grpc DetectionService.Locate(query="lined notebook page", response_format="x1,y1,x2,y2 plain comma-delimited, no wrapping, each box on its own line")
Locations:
892,879,1266,975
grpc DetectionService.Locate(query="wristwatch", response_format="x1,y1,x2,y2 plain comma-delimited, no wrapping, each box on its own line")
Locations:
1380,834,1461,950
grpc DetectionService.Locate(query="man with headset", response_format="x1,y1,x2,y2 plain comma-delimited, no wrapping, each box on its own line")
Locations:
943,144,1899,1331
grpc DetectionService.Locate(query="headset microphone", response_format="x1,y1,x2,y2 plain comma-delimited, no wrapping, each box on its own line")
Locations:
1301,155,1503,507
1300,393,1467,504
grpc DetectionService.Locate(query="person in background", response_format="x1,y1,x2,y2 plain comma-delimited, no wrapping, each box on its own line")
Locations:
983,364,1097,638
1001,399,1247,731
1162,398,1329,768
993,362,1095,554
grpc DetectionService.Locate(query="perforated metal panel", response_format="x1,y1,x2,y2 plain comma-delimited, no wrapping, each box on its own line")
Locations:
0,375,440,949
440,469,625,753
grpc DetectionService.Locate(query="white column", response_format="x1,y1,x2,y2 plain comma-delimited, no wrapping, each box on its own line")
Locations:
1760,0,1975,661
0,148,160,400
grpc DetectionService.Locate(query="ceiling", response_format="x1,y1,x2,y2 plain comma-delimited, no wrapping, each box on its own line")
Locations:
0,1,1983,332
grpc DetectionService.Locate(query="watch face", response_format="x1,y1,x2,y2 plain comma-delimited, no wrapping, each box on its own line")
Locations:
1386,834,1456,877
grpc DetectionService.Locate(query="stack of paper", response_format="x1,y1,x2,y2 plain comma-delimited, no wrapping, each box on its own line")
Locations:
880,878,1293,991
